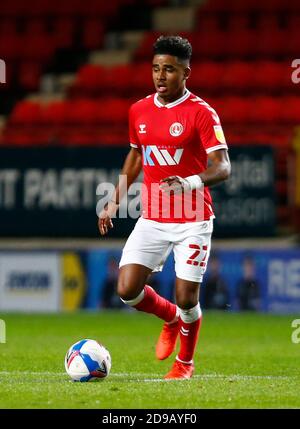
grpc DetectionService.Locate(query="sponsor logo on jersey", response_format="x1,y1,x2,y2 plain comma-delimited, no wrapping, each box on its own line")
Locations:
213,125,226,143
138,124,147,134
169,122,183,137
142,145,184,166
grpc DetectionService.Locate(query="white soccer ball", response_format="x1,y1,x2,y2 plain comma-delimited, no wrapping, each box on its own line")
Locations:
65,339,111,382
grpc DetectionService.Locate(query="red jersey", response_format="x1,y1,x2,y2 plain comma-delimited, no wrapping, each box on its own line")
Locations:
129,89,228,223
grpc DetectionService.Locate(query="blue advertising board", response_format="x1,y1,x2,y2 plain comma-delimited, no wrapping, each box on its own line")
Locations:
86,248,300,314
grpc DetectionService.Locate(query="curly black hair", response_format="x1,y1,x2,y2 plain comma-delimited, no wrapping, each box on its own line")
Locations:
153,35,192,62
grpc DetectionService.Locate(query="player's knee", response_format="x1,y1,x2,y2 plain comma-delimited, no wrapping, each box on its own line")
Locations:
117,278,138,301
176,293,199,310
177,300,198,310
117,280,129,300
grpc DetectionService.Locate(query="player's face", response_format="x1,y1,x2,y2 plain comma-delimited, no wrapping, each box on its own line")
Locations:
152,54,190,104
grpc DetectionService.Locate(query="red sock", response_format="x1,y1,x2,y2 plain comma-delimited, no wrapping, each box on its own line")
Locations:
177,316,202,363
134,285,177,323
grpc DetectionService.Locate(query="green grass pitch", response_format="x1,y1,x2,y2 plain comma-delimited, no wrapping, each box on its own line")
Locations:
0,311,299,409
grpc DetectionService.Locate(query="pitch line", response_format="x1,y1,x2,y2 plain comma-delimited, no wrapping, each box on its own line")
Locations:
0,371,293,382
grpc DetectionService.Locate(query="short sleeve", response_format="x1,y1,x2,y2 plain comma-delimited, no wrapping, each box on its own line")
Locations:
129,105,139,149
196,105,228,154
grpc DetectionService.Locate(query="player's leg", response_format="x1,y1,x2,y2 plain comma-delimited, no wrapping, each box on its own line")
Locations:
164,225,212,379
164,277,201,379
117,264,177,323
117,218,177,323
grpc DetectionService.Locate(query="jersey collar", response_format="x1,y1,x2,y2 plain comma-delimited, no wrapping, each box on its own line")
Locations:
154,89,190,109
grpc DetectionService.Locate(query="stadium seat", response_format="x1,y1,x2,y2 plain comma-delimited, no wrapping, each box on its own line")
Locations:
41,101,69,125
197,13,221,32
189,62,223,92
65,99,98,125
250,96,281,123
18,62,42,91
0,35,23,60
255,13,280,31
95,98,130,124
132,63,153,93
106,64,133,93
9,100,42,125
24,18,47,35
219,97,252,124
53,17,75,49
227,13,251,31
0,19,17,35
256,30,287,57
193,31,225,58
286,14,300,30
134,32,162,61
225,30,258,57
82,19,104,50
253,61,285,91
281,97,300,123
222,61,255,91
0,0,26,18
22,34,56,62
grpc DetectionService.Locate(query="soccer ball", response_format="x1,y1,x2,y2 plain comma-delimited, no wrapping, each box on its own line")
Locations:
65,339,111,382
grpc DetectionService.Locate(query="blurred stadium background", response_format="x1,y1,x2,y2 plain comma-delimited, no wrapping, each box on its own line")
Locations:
0,0,300,316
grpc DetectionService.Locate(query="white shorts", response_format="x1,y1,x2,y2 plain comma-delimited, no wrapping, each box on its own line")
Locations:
119,217,213,283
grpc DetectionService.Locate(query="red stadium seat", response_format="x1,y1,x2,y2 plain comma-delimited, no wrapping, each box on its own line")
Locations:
281,97,300,123
106,64,133,93
41,101,69,125
225,30,258,57
0,0,26,18
82,0,118,19
222,61,255,91
189,62,223,92
132,63,153,93
65,99,98,124
256,13,280,31
219,97,252,124
256,30,287,57
0,35,23,60
0,19,17,35
192,31,225,58
18,62,42,91
9,100,42,125
95,98,130,124
253,61,285,91
134,32,162,61
286,14,300,30
74,64,106,93
24,18,47,35
53,18,75,49
82,19,104,50
197,13,221,32
285,29,300,56
227,14,251,31
22,34,56,62
249,96,281,123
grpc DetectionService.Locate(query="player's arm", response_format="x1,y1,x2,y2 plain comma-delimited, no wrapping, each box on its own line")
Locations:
160,149,230,192
199,148,231,186
98,148,142,235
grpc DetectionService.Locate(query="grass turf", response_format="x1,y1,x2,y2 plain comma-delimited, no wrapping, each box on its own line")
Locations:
0,311,299,409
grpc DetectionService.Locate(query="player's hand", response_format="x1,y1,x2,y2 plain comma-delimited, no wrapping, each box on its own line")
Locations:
98,201,119,236
159,176,191,194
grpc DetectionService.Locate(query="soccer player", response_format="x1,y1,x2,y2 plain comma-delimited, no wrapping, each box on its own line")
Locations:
98,35,231,379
